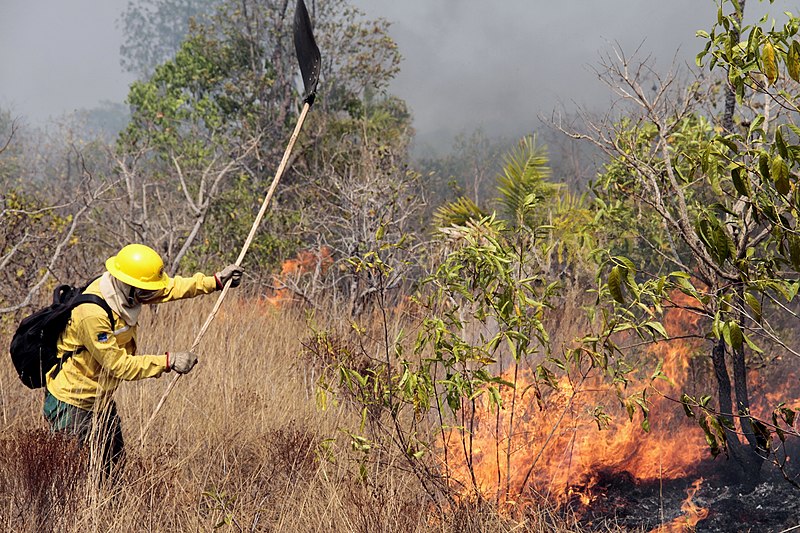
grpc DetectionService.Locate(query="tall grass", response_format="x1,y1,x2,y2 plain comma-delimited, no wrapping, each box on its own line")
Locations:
0,295,591,532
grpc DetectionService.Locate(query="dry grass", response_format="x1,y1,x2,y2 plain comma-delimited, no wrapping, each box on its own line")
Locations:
0,294,594,532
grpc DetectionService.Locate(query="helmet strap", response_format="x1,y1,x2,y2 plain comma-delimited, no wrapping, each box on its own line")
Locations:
127,285,136,307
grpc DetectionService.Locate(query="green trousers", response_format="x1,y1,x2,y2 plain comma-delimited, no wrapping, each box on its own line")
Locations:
43,390,124,476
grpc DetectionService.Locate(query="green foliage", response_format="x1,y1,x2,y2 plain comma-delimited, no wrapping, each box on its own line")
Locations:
410,215,566,464
592,113,718,275
115,0,408,277
186,173,304,271
121,25,258,152
312,141,619,502
697,1,800,105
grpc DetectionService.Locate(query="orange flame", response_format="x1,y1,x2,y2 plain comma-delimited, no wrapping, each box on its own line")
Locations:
265,246,333,308
650,478,709,532
439,290,711,508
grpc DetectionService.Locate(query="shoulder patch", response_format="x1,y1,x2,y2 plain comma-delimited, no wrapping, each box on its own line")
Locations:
97,332,110,343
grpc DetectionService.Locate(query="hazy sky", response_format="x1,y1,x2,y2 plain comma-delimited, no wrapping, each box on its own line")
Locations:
1,1,796,145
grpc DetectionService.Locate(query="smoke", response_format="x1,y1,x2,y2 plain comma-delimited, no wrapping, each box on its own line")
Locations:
0,0,135,123
1,0,795,148
349,0,721,150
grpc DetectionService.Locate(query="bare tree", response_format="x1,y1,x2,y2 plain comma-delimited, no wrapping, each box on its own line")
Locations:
0,174,114,314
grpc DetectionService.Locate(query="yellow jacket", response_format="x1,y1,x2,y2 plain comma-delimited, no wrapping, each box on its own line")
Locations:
46,273,218,411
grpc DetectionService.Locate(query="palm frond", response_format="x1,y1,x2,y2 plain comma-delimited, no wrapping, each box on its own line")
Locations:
496,135,560,226
433,196,488,230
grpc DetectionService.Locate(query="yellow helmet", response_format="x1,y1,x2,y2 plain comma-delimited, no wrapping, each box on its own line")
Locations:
105,244,170,290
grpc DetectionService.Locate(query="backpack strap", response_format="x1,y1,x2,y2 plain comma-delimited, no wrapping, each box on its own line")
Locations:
73,294,116,331
54,294,117,377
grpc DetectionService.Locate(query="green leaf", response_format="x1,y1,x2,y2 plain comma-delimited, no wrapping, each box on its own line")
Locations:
715,136,739,153
787,123,800,139
790,282,800,301
776,128,789,159
485,386,501,409
643,321,669,339
750,418,772,451
699,416,721,457
788,234,800,270
608,266,625,304
772,155,790,195
615,256,637,272
700,212,735,264
789,41,800,82
731,166,750,197
759,151,771,183
722,321,733,348
780,407,796,427
744,292,763,322
680,394,696,419
749,115,765,138
743,332,764,354
728,321,744,351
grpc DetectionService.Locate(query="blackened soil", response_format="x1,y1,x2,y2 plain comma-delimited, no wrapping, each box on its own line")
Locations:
570,461,800,532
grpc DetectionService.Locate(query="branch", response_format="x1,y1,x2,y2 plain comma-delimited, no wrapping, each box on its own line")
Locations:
0,117,19,156
0,180,113,314
171,154,201,215
0,231,29,271
0,206,86,314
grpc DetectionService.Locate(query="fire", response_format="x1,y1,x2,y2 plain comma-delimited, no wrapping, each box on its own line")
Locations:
265,246,333,308
439,290,711,508
650,478,709,532
214,247,334,320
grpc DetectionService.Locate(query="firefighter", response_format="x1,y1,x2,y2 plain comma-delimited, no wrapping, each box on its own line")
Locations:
43,243,243,474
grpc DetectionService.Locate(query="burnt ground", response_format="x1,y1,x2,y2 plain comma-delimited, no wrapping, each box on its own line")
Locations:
565,459,800,532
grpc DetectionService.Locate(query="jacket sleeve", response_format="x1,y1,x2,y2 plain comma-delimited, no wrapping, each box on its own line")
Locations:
150,273,218,303
76,313,168,381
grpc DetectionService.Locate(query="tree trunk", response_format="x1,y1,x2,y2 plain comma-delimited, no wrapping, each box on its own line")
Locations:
715,0,764,489
710,338,763,489
722,0,746,133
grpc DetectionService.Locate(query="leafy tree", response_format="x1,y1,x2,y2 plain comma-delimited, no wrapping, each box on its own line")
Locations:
694,0,800,482
571,0,800,485
113,0,404,279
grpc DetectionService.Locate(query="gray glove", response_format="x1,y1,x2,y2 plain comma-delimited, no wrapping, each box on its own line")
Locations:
167,352,198,374
215,264,244,289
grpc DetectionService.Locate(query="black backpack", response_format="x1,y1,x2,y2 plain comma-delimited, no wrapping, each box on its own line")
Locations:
9,281,115,389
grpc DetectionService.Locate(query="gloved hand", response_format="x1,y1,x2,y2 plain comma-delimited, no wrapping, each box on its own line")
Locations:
166,352,198,374
215,264,244,289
